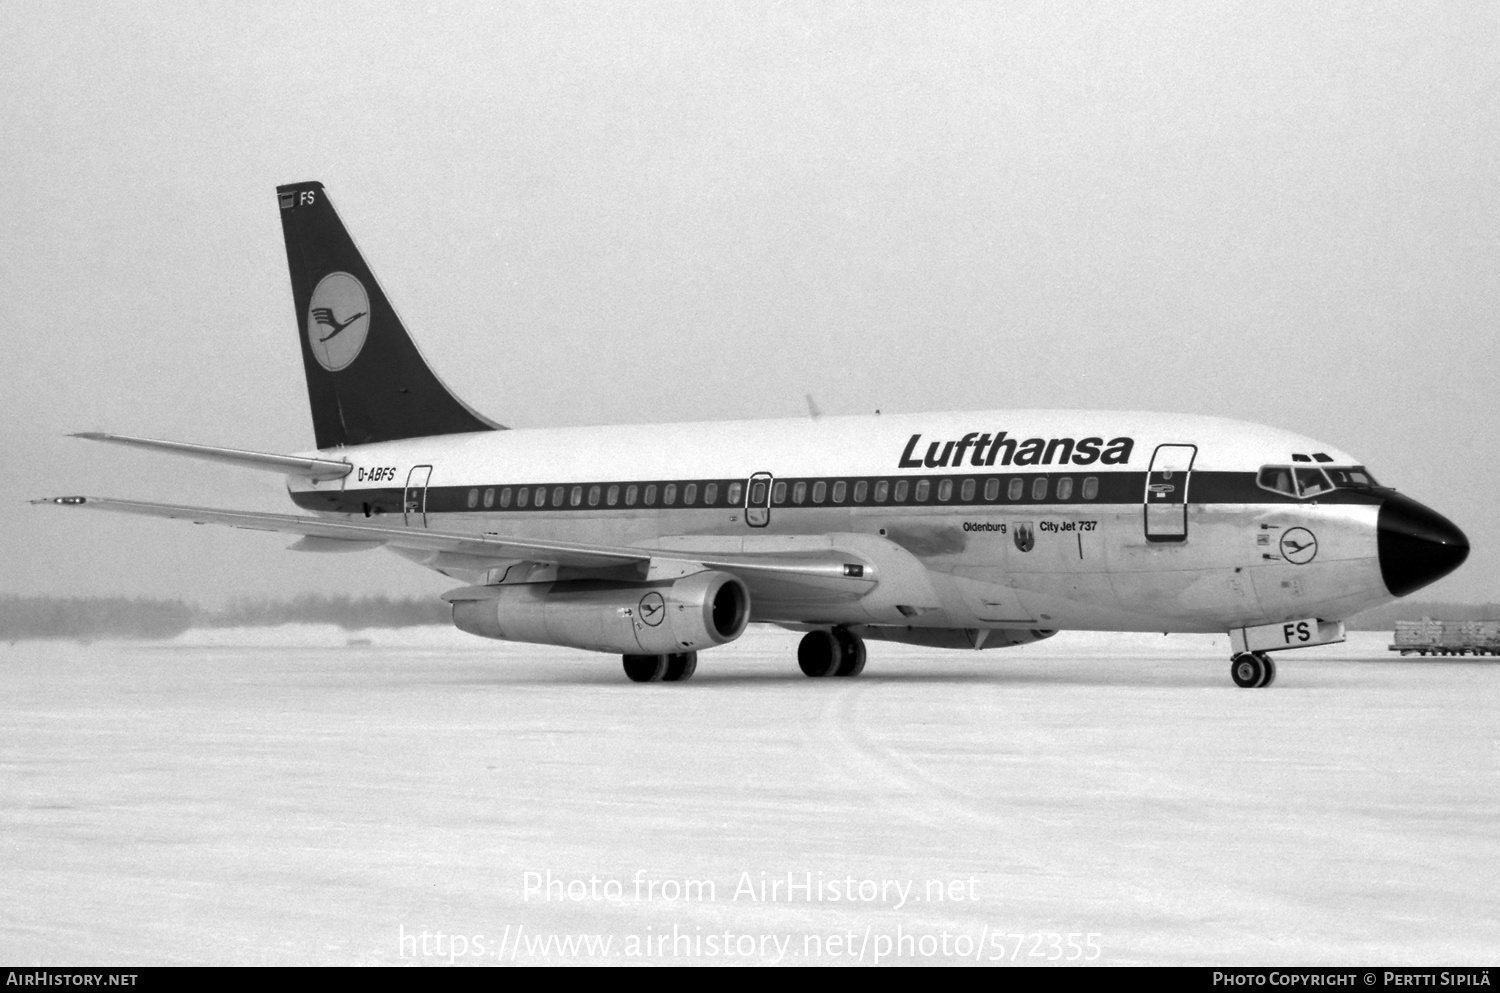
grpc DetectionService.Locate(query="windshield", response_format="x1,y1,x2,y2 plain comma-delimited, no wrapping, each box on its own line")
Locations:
1257,464,1378,498
1324,466,1378,488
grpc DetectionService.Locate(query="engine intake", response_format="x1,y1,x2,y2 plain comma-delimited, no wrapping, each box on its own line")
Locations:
451,570,750,655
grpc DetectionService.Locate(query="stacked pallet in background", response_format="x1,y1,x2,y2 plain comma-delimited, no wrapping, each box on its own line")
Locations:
1391,617,1500,655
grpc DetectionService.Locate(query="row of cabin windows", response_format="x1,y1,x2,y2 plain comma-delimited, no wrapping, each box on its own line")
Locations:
764,475,1098,505
461,475,1101,510
465,481,734,510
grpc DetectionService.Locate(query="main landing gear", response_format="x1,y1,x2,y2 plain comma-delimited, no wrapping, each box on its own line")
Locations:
1230,651,1277,688
797,628,867,678
622,652,698,683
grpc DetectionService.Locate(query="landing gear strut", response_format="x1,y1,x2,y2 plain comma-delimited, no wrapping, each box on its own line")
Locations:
798,628,867,677
1230,651,1276,688
622,652,698,682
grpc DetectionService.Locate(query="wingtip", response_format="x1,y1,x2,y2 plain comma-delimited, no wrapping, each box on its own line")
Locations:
30,496,90,506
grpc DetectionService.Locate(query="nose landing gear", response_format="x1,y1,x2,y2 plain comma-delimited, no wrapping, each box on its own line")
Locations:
1230,651,1276,688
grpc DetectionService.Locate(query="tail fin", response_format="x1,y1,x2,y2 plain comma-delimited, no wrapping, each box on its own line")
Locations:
276,181,502,448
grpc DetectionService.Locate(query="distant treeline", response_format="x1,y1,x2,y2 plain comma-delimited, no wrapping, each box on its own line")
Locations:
2,593,1493,642
0,595,448,643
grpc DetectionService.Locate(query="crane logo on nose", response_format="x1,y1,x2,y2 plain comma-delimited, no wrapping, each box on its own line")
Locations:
1280,527,1318,565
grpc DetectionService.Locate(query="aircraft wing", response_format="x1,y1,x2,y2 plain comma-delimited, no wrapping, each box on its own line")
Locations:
32,497,878,598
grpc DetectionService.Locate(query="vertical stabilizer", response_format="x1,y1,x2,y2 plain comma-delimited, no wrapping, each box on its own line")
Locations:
276,181,502,448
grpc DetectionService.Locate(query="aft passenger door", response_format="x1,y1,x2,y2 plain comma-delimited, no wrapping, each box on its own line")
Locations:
1144,444,1196,542
403,465,433,528
745,472,772,528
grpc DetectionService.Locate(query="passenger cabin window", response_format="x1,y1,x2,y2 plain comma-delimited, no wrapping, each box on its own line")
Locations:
644,484,657,505
551,486,564,507
1082,477,1098,500
535,486,548,507
792,481,807,505
499,487,512,508
772,481,787,505
1056,477,1073,501
663,483,677,506
937,479,953,502
984,478,999,501
571,486,583,507
1031,477,1048,501
704,482,719,505
873,480,889,503
914,479,930,502
727,482,743,505
747,481,764,506
961,478,976,502
517,487,529,508
588,485,601,507
625,484,638,506
853,480,868,503
467,488,479,508
607,485,619,506
831,481,846,503
812,481,827,504
483,487,495,508
1007,478,1024,501
684,483,697,506
893,480,909,502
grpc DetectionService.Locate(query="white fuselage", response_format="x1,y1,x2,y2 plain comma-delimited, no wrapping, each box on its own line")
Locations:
287,409,1393,636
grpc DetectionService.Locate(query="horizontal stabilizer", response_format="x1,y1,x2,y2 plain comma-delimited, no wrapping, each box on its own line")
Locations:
71,432,351,481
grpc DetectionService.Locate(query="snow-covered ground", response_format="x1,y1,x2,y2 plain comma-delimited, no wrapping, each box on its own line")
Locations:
2,626,1496,965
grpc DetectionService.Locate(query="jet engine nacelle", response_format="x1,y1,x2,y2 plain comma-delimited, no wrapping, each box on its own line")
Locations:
450,570,750,655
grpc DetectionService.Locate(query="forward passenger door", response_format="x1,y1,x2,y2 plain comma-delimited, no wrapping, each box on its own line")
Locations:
1144,444,1196,542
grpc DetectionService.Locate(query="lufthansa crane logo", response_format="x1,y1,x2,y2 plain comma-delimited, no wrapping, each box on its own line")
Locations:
638,592,666,627
1280,527,1318,565
306,272,370,371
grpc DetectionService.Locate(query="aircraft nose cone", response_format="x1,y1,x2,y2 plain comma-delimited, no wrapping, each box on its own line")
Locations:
1378,493,1469,597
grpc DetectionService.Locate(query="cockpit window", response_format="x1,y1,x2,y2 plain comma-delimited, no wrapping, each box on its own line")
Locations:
1258,464,1378,498
1257,466,1296,497
1325,466,1378,488
1294,467,1333,497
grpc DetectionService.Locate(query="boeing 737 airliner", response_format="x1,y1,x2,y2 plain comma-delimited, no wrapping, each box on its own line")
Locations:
38,182,1470,687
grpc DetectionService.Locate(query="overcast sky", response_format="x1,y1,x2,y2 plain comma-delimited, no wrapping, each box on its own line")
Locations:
3,1,1496,606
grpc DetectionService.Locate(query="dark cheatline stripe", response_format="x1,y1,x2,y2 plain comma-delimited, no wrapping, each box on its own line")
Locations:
289,470,1384,516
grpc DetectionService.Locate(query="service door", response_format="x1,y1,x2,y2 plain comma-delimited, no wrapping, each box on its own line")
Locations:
404,465,433,528
1143,444,1196,542
745,472,773,528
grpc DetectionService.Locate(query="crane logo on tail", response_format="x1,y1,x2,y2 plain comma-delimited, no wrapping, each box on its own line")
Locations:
306,272,370,371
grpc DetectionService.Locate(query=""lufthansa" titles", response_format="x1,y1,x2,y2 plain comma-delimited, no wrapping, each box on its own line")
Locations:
898,432,1134,469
